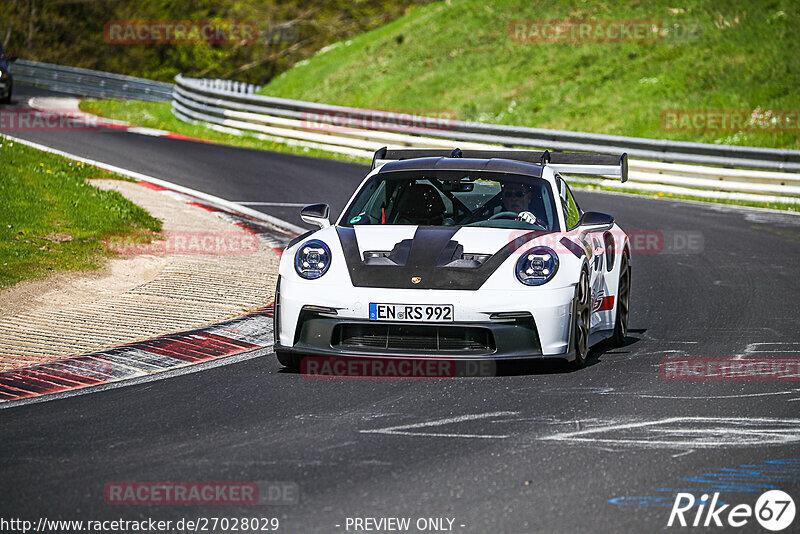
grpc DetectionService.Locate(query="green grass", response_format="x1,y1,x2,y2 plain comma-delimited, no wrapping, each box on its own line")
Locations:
75,0,800,213
78,100,371,164
259,0,800,150
0,137,162,290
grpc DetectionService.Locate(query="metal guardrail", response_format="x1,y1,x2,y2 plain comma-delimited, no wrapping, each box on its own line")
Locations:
13,60,173,101
191,78,260,95
172,75,800,201
173,75,800,174
10,60,799,202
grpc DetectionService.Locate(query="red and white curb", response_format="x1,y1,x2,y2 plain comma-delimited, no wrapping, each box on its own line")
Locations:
136,181,296,255
25,96,213,143
1,103,309,406
105,123,216,143
0,182,297,406
0,305,274,403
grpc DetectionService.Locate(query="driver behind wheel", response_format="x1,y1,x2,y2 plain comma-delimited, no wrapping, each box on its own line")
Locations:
500,182,543,226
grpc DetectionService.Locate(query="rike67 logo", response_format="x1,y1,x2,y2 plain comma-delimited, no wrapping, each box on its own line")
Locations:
668,490,796,531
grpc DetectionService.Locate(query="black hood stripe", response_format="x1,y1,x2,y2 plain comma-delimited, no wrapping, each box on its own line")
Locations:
337,226,553,290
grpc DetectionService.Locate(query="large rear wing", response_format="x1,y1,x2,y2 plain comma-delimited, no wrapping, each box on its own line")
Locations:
371,147,628,182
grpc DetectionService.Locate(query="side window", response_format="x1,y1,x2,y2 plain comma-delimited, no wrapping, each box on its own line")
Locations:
556,175,568,217
343,178,379,224
563,183,581,229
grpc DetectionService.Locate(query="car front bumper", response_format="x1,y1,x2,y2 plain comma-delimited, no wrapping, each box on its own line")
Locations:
278,318,563,361
276,279,576,358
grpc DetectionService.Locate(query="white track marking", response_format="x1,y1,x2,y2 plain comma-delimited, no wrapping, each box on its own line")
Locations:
541,417,800,449
736,342,800,359
1,133,306,235
27,97,129,126
635,350,688,357
126,127,172,137
360,411,519,439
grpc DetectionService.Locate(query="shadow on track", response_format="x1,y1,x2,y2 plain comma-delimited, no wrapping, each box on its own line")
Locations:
495,329,645,376
272,329,645,378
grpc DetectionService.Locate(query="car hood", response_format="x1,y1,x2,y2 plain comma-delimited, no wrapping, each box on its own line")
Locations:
335,225,555,290
351,225,547,257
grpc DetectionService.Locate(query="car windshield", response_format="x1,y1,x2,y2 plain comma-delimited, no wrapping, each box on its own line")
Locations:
341,170,560,231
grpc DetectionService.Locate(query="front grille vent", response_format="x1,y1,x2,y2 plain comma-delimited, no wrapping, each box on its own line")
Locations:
332,324,494,353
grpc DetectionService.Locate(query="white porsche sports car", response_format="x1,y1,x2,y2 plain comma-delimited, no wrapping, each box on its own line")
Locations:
274,148,631,369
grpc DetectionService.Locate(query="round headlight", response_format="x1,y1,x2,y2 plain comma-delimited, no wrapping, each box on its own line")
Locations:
515,246,558,286
294,239,331,279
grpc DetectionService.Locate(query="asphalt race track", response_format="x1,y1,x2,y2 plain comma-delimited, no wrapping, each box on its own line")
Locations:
1,85,366,230
2,84,800,533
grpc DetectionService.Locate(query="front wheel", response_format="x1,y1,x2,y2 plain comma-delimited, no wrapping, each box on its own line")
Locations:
572,270,591,369
610,254,631,346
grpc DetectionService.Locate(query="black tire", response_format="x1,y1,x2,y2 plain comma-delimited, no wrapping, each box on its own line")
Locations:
1,86,10,104
610,253,631,346
572,270,591,369
276,350,300,370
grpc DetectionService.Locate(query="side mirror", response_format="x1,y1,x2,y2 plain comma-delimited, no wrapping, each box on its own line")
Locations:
300,203,330,229
7,54,17,63
579,211,614,231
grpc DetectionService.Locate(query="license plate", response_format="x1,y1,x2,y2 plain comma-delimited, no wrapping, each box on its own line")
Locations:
369,303,454,323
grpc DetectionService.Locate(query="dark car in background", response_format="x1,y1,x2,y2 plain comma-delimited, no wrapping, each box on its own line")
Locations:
0,43,18,103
